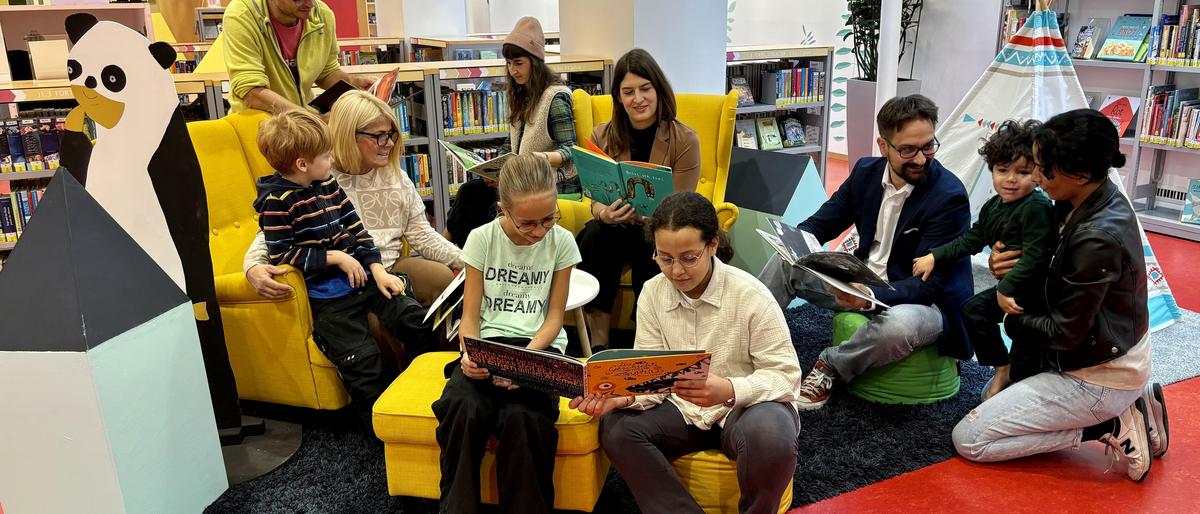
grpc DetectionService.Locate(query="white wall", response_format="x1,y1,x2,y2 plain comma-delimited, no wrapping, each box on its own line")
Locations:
467,0,491,33
491,0,559,33
403,0,469,37
908,0,1002,121
559,0,636,61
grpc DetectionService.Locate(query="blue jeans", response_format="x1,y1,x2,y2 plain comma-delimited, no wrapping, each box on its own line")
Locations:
952,371,1144,462
758,254,944,381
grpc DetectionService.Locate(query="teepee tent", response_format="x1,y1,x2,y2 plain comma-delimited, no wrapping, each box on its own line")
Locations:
932,8,1183,331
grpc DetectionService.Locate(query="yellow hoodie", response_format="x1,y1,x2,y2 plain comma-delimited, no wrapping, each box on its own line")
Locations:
222,0,340,113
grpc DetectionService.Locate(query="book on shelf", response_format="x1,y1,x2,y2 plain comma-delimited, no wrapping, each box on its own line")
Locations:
0,177,48,243
1002,8,1069,45
1097,15,1153,62
730,76,756,107
441,85,508,137
756,118,783,150
439,140,512,182
1181,179,1200,225
734,118,758,149
573,142,674,217
759,62,825,107
1099,95,1142,137
1147,6,1200,65
1071,18,1110,59
463,336,711,398
757,219,893,308
399,153,432,196
1140,85,1200,147
781,117,807,147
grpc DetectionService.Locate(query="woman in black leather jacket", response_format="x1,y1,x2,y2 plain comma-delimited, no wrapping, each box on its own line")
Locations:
952,109,1168,483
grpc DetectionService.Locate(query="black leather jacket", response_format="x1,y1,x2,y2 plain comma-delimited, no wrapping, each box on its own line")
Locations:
1003,180,1148,371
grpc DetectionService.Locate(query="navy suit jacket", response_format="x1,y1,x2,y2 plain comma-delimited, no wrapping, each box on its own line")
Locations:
800,157,974,359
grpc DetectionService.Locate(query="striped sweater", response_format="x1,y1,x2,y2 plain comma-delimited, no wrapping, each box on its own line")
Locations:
253,172,381,298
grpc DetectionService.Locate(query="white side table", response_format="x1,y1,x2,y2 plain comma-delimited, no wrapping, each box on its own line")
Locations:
566,268,600,357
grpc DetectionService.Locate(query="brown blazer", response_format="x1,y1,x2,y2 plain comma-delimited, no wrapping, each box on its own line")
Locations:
589,119,701,194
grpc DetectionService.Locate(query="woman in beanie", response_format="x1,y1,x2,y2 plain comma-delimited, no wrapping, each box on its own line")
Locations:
445,16,577,248
575,48,701,351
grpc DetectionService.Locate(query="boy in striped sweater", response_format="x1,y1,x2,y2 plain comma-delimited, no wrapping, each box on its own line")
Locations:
253,110,435,428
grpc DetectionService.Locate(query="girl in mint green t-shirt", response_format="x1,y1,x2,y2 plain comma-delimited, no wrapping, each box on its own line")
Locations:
431,154,579,513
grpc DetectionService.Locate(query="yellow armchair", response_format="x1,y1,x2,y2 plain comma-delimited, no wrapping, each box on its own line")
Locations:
568,89,740,231
189,110,351,410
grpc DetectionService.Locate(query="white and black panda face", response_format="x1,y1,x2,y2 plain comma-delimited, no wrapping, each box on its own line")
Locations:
65,14,176,129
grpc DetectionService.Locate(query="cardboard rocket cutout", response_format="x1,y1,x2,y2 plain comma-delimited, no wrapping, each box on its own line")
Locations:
0,172,227,513
837,10,1183,331
59,14,242,427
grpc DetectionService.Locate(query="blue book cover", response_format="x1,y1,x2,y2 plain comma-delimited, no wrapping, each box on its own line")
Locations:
1181,178,1200,225
1097,15,1153,61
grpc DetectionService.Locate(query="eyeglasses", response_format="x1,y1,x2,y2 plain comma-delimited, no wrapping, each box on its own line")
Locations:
884,137,940,159
512,212,562,234
356,130,399,146
653,250,707,270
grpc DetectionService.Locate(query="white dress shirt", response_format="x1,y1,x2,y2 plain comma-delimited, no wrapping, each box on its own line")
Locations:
866,169,915,279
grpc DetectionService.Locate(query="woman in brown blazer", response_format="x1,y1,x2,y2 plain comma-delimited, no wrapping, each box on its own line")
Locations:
577,48,701,350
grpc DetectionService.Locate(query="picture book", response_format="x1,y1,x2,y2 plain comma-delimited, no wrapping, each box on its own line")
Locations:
756,118,783,150
757,220,893,308
1071,18,1110,59
423,269,466,329
1099,95,1143,136
1097,15,1153,61
1181,178,1200,225
782,117,807,146
735,119,759,149
730,76,756,107
439,140,513,181
573,145,674,217
309,80,357,114
463,336,711,398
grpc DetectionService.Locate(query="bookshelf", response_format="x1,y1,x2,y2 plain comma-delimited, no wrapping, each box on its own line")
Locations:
997,0,1200,242
726,45,834,182
195,7,224,43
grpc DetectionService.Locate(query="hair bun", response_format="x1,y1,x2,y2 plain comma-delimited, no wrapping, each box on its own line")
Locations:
1111,151,1127,169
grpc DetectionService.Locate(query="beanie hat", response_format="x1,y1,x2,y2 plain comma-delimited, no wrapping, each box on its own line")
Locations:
504,16,546,61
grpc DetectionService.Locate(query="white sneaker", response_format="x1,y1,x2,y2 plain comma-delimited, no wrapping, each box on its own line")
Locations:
796,360,837,411
1098,398,1153,482
1142,382,1169,458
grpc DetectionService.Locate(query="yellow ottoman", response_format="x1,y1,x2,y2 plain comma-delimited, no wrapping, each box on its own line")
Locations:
672,449,793,514
373,352,609,512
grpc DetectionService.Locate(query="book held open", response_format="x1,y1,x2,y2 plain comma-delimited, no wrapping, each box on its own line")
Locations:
757,220,893,308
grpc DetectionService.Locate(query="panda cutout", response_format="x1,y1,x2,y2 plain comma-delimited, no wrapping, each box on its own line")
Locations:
60,14,240,429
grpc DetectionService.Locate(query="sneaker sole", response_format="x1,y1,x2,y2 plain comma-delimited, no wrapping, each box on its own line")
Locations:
1148,383,1169,458
795,398,829,411
1130,397,1153,482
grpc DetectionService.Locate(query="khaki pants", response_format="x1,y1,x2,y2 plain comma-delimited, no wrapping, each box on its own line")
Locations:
390,256,455,307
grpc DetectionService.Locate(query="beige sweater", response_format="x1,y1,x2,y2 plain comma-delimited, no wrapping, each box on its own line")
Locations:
244,163,461,272
628,258,803,430
510,84,576,179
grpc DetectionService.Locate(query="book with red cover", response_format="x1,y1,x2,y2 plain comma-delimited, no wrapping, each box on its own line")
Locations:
1100,95,1142,136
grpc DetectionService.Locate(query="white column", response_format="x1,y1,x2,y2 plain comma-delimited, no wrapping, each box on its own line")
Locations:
873,0,902,149
560,0,726,94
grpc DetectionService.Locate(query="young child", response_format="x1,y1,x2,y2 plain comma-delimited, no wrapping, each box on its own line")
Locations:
912,119,1055,401
431,153,580,514
252,110,435,427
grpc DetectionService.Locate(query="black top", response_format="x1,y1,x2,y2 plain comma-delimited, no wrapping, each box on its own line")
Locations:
630,123,657,163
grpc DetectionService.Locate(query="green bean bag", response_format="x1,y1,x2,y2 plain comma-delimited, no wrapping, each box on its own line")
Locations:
831,312,960,404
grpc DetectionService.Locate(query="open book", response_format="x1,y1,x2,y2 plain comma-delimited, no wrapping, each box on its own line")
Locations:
463,336,711,398
573,141,674,218
440,140,513,182
758,219,893,308
422,269,466,329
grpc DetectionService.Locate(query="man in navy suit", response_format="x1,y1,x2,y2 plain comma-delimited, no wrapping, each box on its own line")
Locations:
758,94,974,410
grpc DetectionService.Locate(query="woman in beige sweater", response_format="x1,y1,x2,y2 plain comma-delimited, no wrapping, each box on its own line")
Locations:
244,91,462,306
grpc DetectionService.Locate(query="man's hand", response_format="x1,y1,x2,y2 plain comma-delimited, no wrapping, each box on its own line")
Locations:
997,291,1024,315
569,393,631,417
672,374,735,408
246,264,294,300
460,353,490,380
830,283,873,311
989,242,1022,280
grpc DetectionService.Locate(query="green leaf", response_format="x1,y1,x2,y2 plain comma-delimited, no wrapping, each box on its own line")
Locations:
830,120,845,128
835,62,852,70
832,89,846,97
729,2,736,12
834,136,846,142
728,17,734,23
833,77,848,83
842,13,850,20
837,28,852,37
835,47,853,55
726,35,732,43
831,104,846,112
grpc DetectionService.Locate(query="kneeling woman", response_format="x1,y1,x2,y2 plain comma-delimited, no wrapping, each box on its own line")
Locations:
571,192,802,514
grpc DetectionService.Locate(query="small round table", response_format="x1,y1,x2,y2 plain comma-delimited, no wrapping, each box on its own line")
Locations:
566,268,601,357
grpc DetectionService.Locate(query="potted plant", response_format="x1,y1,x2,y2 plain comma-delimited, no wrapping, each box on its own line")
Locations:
843,0,924,164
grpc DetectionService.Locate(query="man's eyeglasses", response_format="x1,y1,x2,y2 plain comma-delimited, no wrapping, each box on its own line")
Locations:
356,130,399,146
884,137,940,159
513,212,562,234
653,251,706,270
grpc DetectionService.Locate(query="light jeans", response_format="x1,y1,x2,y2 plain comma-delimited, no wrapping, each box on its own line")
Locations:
952,371,1144,462
757,254,944,381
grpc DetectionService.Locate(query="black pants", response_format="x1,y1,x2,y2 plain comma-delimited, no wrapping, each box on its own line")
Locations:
575,219,658,313
961,286,1039,381
601,401,799,514
309,284,437,421
432,337,561,514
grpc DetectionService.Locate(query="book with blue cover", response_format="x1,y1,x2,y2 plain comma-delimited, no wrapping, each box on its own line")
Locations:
573,143,674,218
1097,15,1153,61
1181,178,1200,225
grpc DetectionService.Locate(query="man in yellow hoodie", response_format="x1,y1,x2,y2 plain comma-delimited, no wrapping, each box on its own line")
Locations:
223,0,374,113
